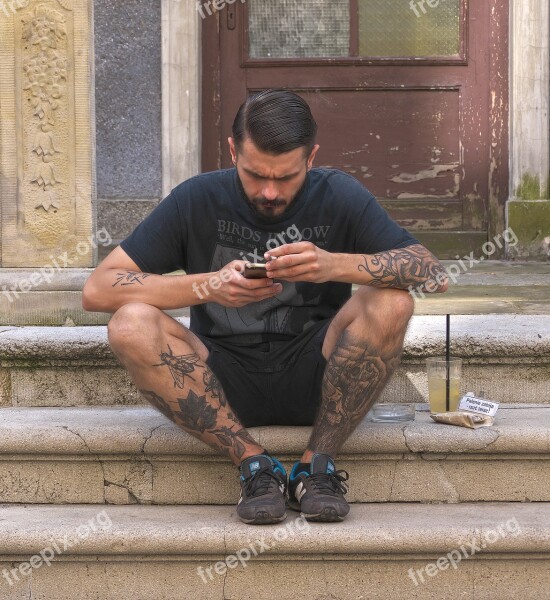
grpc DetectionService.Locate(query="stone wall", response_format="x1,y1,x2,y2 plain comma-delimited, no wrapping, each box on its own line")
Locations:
94,0,162,258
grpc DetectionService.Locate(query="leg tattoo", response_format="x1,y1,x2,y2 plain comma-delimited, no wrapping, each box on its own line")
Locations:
308,330,402,457
141,348,261,463
153,345,202,389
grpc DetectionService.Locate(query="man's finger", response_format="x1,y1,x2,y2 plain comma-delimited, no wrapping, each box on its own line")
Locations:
266,255,297,272
267,265,312,281
237,283,283,301
253,283,283,298
264,242,311,259
234,275,276,289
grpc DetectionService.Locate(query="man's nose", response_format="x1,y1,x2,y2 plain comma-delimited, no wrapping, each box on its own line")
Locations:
261,181,279,201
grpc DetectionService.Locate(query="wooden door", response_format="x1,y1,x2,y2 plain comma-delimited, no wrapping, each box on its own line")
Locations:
202,0,509,258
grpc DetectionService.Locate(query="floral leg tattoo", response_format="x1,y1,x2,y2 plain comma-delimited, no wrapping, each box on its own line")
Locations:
141,349,260,462
308,331,402,457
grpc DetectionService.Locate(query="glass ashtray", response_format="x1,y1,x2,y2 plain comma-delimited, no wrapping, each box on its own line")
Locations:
369,403,415,423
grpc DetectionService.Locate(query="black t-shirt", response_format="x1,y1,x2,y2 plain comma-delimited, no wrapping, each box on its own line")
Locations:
120,168,419,343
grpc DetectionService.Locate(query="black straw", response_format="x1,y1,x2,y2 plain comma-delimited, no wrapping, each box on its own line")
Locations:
445,314,450,411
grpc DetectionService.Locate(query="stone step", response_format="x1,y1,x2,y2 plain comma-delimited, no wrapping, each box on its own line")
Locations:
0,315,549,407
0,405,548,505
2,261,549,325
0,502,548,599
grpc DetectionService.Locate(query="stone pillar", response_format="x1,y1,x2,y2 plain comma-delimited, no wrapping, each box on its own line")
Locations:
0,0,96,268
507,0,550,259
161,0,201,196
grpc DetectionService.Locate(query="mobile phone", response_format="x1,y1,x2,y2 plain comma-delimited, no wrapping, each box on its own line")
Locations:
243,263,268,279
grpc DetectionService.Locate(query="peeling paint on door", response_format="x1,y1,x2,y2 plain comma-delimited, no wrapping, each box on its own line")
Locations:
390,164,459,184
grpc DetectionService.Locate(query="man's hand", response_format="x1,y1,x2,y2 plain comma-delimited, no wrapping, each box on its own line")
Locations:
208,260,283,307
263,242,335,283
260,242,448,293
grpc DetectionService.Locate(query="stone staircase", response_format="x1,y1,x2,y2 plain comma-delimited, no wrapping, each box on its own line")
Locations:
0,309,549,597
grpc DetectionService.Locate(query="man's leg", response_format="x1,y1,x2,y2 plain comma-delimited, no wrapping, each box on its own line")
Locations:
287,287,414,521
304,286,414,460
107,302,265,465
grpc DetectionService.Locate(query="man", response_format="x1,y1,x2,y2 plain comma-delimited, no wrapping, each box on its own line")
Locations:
82,89,448,525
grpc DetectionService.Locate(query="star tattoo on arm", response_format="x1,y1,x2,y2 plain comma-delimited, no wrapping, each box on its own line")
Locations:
112,271,153,287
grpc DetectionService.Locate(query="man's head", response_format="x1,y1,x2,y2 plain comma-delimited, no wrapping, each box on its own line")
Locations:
229,89,320,220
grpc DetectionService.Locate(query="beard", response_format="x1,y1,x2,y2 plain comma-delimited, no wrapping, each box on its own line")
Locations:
236,173,307,221
247,197,288,216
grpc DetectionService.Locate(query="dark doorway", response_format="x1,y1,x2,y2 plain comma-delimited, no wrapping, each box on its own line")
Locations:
202,0,509,258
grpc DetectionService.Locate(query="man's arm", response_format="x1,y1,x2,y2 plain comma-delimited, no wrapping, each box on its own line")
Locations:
330,243,449,292
82,246,283,314
264,242,449,293
82,247,210,313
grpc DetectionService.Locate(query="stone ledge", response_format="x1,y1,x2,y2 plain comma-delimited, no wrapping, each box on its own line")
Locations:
0,503,548,556
0,405,547,457
0,406,549,504
1,315,549,363
1,316,548,407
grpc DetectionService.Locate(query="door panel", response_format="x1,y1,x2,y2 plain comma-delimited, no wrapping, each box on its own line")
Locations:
202,0,509,258
301,89,461,200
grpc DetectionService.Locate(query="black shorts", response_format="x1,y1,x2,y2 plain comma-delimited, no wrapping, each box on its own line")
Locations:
194,319,332,427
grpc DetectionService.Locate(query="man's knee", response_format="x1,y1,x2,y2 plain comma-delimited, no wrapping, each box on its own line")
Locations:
107,302,165,349
386,289,415,323
357,287,414,326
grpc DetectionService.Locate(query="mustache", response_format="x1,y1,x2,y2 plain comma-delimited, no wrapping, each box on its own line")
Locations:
252,198,286,206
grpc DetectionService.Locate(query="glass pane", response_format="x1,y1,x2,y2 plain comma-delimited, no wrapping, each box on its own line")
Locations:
359,0,461,57
248,0,349,58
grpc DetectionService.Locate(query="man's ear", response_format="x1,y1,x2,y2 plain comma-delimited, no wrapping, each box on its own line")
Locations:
307,144,320,170
228,137,237,165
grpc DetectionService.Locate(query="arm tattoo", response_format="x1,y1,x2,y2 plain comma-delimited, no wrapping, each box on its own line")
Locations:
112,271,152,287
357,244,447,290
153,346,203,389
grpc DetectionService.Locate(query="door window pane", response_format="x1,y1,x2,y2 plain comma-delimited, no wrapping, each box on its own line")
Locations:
359,0,461,57
248,0,349,58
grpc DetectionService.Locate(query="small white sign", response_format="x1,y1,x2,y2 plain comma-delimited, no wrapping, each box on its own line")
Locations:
458,393,500,417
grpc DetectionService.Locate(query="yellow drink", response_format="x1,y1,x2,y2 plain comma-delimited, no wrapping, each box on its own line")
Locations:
428,377,461,413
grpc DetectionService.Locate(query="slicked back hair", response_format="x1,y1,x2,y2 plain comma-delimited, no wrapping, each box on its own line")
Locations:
232,89,318,157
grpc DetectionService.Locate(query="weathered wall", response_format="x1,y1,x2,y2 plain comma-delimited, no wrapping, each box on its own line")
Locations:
507,0,550,260
0,0,95,268
94,0,162,256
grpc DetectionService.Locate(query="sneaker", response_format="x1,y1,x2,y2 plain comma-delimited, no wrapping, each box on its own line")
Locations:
288,453,350,522
237,454,287,525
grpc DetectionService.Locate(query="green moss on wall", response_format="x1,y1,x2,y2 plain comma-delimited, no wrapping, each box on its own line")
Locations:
516,174,550,200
